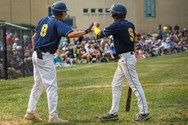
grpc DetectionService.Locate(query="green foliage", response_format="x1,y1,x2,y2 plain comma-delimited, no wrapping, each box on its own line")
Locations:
0,20,6,22
0,52,188,125
16,23,36,29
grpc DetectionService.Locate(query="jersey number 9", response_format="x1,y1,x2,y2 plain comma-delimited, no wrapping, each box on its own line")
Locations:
40,24,48,37
128,28,134,42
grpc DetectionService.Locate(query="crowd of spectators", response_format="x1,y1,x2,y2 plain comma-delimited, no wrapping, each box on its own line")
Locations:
0,30,33,79
0,24,188,78
53,35,119,67
54,24,188,66
135,24,188,59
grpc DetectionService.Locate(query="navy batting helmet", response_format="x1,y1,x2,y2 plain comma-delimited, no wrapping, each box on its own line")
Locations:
51,1,69,16
109,3,127,19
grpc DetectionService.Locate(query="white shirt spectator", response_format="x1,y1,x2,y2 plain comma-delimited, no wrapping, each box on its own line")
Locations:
0,41,3,50
12,42,18,50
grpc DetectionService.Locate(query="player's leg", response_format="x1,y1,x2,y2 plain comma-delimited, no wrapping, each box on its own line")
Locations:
25,51,43,121
27,65,43,113
121,55,150,122
110,64,126,114
40,52,68,124
39,52,58,118
101,61,125,122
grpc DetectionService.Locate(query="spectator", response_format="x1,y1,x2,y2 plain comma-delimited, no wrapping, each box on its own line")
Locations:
157,24,163,40
182,28,188,37
163,25,168,38
54,51,64,67
108,36,118,60
12,38,19,51
59,37,68,47
160,38,171,54
62,43,69,52
104,43,115,60
6,33,13,49
89,44,101,63
74,41,81,60
62,47,76,65
80,45,92,63
174,24,180,35
151,39,163,56
0,41,3,51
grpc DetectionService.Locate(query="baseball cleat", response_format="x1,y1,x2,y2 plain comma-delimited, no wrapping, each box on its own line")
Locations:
132,113,151,122
48,116,69,124
100,112,119,122
24,112,42,122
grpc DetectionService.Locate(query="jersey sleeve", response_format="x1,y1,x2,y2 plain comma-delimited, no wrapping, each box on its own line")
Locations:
103,23,120,36
56,21,73,37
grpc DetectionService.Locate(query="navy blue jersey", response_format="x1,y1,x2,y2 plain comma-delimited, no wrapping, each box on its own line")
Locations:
34,16,73,54
102,20,135,54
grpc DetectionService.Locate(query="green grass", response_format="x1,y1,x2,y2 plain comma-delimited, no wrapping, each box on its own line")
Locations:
0,52,188,125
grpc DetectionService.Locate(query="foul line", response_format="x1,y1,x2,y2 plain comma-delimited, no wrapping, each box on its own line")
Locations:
65,82,188,90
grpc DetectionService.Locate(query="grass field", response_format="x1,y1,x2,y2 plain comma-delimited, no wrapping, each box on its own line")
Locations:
0,52,188,125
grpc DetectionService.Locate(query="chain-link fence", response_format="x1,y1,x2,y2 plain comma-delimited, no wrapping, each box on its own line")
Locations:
0,22,34,79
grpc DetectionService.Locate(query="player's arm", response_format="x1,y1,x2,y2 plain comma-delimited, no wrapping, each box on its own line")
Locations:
32,32,36,50
67,31,87,38
93,22,105,39
67,23,94,38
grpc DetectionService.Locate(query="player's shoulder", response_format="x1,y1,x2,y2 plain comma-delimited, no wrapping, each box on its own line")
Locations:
39,16,49,22
44,16,62,23
123,20,135,26
123,20,135,30
36,16,49,27
108,21,121,29
53,18,67,26
112,20,134,26
47,16,61,23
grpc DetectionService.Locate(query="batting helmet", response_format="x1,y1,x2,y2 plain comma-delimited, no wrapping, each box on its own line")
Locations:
51,1,69,16
109,3,127,19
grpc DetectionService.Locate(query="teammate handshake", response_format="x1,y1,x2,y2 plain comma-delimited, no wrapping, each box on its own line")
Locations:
85,21,100,34
24,1,151,124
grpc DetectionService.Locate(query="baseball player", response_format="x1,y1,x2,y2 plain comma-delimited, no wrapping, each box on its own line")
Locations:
93,3,151,122
24,1,93,124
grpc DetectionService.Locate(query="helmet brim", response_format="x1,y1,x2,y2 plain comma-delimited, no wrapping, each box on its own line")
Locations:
108,8,122,14
64,8,70,11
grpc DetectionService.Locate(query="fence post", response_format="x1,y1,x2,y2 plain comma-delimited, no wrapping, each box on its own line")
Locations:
2,24,8,79
20,30,25,77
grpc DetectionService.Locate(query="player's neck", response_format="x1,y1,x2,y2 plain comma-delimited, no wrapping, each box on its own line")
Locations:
114,19,120,22
52,15,64,21
114,18,125,22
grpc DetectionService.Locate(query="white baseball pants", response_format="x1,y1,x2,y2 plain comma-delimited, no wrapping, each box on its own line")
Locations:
109,52,149,114
26,51,58,118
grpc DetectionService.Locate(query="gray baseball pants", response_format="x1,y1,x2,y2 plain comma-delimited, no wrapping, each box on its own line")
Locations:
109,52,149,114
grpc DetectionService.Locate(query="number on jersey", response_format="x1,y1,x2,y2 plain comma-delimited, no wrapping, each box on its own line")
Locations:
128,28,134,42
40,24,48,37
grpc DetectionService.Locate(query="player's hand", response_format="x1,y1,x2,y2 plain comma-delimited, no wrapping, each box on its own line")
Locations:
93,21,100,28
85,22,94,34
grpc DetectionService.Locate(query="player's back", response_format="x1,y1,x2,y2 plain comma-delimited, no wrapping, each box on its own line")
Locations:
110,20,135,54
